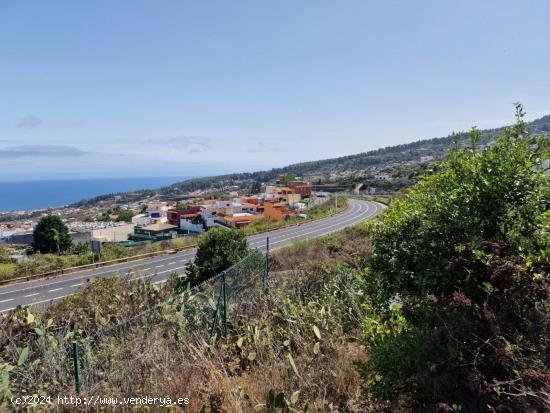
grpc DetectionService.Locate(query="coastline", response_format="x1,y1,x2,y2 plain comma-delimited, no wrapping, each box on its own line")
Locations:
0,176,190,214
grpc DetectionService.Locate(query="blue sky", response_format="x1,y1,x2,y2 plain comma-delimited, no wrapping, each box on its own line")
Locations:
0,0,548,181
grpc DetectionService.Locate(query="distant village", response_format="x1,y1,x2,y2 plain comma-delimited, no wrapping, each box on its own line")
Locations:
0,154,440,249
0,178,325,248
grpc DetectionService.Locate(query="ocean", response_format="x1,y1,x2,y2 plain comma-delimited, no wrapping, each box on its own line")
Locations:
0,176,191,212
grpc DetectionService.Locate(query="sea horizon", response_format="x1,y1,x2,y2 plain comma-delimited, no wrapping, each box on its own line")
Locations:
0,176,192,213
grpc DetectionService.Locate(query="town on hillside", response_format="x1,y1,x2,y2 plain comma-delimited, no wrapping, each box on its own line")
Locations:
0,177,329,251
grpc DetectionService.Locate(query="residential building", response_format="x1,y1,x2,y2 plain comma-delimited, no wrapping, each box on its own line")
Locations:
180,218,204,234
263,201,297,221
132,223,181,241
167,206,202,227
216,212,264,228
287,181,312,197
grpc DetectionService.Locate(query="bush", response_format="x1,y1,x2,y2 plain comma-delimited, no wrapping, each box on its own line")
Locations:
0,263,16,280
360,106,550,411
100,243,129,261
185,228,249,286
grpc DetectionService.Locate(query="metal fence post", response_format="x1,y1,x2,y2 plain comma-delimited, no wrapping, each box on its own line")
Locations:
72,341,81,394
222,270,227,337
209,284,223,340
264,237,270,291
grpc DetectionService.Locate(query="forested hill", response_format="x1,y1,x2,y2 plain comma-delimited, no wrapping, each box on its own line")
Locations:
157,114,550,192
75,114,549,204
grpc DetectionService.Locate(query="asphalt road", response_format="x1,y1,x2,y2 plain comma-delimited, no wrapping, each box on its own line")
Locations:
0,199,383,313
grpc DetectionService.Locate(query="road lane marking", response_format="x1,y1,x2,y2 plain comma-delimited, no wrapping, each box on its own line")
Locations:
0,298,14,303
70,283,82,288
24,293,40,298
48,288,63,292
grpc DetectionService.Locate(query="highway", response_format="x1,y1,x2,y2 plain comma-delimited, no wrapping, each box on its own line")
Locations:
0,199,383,313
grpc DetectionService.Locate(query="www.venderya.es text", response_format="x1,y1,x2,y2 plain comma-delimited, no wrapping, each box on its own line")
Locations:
11,395,190,407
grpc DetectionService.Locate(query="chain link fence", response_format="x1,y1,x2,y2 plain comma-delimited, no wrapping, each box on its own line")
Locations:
66,245,269,394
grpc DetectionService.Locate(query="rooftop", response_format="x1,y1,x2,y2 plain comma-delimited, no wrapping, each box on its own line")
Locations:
141,223,177,232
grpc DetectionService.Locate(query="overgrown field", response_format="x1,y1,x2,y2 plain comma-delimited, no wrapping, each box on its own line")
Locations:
0,221,382,412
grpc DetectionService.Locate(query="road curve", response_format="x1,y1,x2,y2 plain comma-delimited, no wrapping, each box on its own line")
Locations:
0,199,383,313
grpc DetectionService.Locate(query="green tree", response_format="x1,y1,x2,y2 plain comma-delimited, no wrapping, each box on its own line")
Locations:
115,210,135,222
185,228,249,286
279,174,296,185
175,202,188,211
71,242,91,255
361,106,549,411
250,181,262,194
32,215,72,254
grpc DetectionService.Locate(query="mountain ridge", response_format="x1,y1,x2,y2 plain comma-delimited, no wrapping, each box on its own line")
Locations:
75,114,550,205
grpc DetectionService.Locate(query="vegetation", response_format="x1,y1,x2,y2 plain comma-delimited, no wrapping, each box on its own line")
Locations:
0,263,16,280
32,215,72,254
0,221,379,412
360,106,549,411
185,228,249,286
1,108,547,411
115,209,135,222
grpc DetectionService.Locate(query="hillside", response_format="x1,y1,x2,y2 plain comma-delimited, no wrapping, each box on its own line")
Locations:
74,114,550,205
1,112,547,411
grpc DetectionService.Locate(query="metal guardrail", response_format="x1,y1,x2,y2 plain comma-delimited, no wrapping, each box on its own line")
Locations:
0,245,197,286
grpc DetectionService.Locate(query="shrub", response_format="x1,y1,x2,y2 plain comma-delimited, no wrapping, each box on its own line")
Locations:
185,228,249,286
0,263,16,280
360,105,550,411
100,243,129,261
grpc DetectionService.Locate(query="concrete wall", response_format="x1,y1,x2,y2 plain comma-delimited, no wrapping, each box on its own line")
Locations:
91,224,135,242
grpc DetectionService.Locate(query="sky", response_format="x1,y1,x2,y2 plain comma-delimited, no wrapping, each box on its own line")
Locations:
0,0,548,181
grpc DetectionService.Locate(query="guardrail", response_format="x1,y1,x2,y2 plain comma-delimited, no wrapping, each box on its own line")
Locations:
0,244,196,287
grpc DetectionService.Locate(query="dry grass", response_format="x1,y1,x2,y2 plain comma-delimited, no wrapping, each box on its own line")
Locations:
1,223,388,412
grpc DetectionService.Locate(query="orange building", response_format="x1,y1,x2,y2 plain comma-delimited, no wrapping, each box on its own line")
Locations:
263,201,298,221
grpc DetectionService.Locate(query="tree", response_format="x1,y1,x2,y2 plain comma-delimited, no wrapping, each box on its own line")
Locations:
185,228,249,286
33,215,72,254
279,174,296,185
115,210,135,222
175,202,188,211
360,106,549,411
71,242,91,255
250,181,262,194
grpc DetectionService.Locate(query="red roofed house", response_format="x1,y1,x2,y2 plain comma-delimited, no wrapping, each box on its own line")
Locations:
167,206,202,228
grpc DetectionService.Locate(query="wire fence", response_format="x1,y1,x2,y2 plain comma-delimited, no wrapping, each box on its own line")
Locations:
65,245,270,394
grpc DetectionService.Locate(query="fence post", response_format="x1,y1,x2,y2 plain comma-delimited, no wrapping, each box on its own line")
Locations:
264,237,270,291
222,271,227,337
209,285,223,341
72,341,81,394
